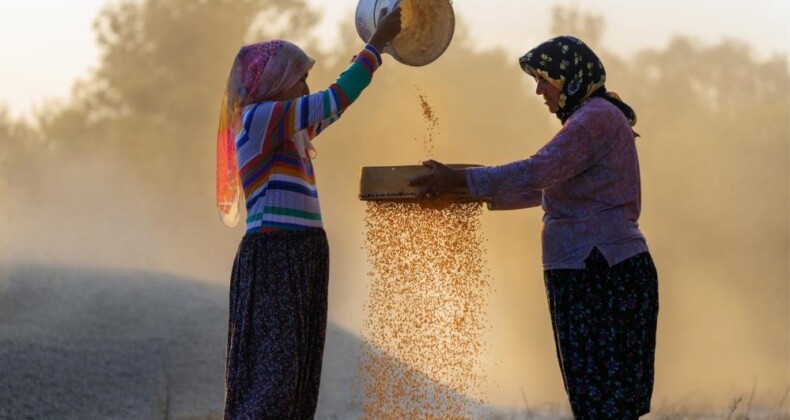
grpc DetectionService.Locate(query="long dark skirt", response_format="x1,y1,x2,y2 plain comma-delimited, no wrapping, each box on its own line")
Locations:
224,228,329,420
544,248,658,420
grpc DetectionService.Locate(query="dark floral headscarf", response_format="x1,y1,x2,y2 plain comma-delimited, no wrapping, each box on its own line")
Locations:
519,36,637,128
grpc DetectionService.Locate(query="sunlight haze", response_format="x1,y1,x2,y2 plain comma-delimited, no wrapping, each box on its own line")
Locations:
0,0,787,416
0,0,788,118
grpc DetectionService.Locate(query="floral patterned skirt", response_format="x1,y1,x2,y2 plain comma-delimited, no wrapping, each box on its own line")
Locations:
544,248,658,419
224,228,329,420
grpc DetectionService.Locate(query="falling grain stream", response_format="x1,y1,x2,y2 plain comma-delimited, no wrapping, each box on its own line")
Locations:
356,90,492,418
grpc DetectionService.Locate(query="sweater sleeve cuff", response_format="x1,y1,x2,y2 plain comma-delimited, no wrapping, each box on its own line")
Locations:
465,166,497,199
365,44,383,65
353,44,383,76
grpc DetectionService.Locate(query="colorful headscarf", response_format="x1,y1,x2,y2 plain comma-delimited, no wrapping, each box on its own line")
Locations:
216,40,315,227
519,36,637,127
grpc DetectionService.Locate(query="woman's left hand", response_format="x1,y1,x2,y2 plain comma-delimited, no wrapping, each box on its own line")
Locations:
368,7,402,52
409,160,468,200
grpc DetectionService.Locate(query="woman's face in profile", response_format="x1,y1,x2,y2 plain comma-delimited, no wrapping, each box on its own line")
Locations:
535,75,561,114
272,72,310,101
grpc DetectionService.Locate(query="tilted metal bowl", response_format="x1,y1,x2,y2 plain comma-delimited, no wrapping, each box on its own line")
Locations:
355,0,455,66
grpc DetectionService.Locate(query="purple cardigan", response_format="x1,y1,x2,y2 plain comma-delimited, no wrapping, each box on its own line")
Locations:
465,97,648,270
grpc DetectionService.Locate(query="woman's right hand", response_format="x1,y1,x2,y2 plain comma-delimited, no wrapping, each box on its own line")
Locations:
368,7,402,52
409,160,469,200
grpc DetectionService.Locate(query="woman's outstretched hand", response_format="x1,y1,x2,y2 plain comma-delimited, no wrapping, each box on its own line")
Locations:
409,160,469,200
368,7,403,52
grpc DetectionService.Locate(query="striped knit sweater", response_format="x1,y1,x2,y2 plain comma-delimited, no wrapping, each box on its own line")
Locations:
236,45,382,233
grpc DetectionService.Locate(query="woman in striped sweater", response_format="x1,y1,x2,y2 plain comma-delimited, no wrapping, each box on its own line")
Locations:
215,8,401,419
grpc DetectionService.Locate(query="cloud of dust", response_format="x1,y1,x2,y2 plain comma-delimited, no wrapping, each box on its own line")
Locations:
0,152,239,283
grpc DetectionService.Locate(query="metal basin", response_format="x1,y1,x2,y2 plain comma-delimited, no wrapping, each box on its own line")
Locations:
355,0,455,66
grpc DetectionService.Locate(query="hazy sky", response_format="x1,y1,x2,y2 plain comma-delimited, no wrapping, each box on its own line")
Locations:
0,0,788,119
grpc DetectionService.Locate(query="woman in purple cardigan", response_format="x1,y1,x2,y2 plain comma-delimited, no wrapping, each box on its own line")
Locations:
411,36,658,419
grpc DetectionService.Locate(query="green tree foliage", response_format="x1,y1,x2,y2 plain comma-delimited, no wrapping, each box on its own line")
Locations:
90,0,318,125
0,107,40,194
623,37,789,259
549,5,604,48
35,0,319,197
3,2,787,274
3,3,785,258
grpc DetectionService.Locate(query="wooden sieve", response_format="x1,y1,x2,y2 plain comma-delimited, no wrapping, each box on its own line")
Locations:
358,164,480,202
